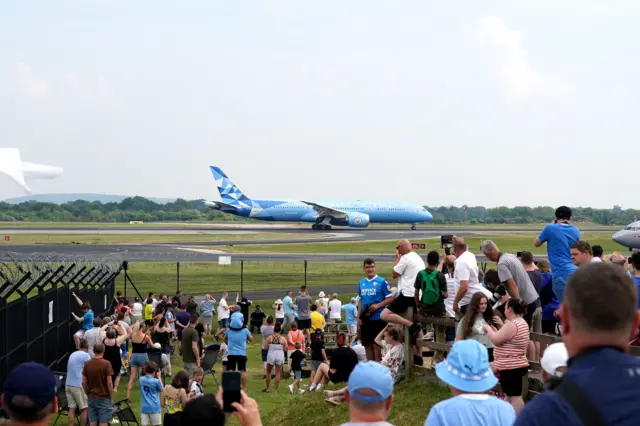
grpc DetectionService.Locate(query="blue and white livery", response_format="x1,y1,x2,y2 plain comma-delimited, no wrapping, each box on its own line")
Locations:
205,166,433,230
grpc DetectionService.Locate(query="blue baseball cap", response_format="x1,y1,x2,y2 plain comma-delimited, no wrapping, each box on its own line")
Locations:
3,362,59,409
435,340,497,393
347,362,394,403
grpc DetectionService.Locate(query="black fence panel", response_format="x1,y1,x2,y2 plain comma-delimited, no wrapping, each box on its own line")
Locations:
0,252,123,389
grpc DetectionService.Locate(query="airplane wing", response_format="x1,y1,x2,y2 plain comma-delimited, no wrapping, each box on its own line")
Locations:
0,148,31,193
301,201,348,218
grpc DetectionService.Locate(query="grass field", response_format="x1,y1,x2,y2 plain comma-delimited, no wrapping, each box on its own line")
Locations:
0,233,313,245
218,232,625,255
119,262,394,296
79,306,449,426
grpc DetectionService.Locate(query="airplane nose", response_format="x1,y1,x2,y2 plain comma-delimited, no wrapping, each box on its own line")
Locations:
424,211,433,221
612,231,624,245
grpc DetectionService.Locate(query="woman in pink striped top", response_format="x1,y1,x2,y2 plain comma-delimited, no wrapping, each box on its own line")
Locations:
483,298,530,415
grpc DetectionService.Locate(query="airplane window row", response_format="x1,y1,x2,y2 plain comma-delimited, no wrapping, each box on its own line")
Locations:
625,226,638,231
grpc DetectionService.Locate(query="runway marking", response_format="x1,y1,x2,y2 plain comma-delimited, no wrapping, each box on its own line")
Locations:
174,247,229,255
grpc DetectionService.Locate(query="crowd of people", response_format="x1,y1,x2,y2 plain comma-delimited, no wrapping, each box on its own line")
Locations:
2,206,640,426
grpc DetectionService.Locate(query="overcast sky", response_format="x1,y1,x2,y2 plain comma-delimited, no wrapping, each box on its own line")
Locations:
1,1,639,208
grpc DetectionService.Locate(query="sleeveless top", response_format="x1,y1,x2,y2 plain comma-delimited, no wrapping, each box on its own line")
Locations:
132,338,148,354
103,338,122,370
164,389,183,414
267,336,285,356
493,317,530,370
287,330,305,351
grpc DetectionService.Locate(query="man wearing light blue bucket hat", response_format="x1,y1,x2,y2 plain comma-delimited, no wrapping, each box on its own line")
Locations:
424,340,515,426
341,361,395,426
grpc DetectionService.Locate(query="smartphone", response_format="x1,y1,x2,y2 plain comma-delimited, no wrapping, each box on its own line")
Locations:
222,371,242,412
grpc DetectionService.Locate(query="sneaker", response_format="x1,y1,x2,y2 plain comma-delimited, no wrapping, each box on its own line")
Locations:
315,384,323,392
298,389,305,394
289,384,294,394
325,397,342,405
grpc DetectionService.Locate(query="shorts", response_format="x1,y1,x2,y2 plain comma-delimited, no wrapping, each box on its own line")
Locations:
523,301,540,328
74,329,86,338
261,349,268,362
87,398,112,424
141,413,162,426
218,318,229,329
227,355,247,372
498,367,528,397
360,319,386,346
529,307,542,333
183,362,197,377
542,319,560,335
201,315,213,326
293,370,302,380
297,319,311,330
65,386,88,410
130,353,149,368
267,351,285,366
348,324,357,334
386,295,416,315
276,317,284,326
310,360,323,371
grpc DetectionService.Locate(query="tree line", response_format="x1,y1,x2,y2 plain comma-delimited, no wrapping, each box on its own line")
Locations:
0,197,637,225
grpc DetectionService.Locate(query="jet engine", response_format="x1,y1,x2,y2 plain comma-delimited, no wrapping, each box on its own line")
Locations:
346,212,370,227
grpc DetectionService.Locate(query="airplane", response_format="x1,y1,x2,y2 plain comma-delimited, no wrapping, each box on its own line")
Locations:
0,148,63,194
204,166,433,230
612,221,640,251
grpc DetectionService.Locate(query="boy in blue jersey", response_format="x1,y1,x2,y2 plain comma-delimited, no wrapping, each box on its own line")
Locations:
71,292,95,350
139,361,163,426
534,206,580,304
358,258,393,362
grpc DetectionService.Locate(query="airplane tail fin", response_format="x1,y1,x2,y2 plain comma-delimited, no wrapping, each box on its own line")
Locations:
0,148,31,193
209,166,252,209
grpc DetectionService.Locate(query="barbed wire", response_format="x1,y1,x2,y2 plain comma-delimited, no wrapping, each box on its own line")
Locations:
0,251,124,298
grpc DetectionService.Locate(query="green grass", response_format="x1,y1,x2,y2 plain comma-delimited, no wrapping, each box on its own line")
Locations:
217,232,624,255
0,232,312,245
67,302,449,426
120,262,395,296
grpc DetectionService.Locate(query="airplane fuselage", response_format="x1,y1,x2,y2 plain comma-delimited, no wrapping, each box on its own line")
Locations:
612,220,640,250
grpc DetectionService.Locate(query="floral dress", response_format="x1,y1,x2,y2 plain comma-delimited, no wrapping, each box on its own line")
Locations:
381,341,405,382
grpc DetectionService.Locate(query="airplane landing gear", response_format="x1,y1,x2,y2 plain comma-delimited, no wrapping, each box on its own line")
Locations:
411,224,417,230
312,224,332,230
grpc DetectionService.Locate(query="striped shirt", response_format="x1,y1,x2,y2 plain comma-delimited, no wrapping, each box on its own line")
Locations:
493,317,530,370
497,253,540,305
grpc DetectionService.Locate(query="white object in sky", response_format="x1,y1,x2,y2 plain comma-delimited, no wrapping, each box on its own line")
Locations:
0,148,63,194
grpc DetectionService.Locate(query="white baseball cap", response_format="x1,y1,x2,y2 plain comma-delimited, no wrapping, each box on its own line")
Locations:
541,342,569,377
318,291,325,298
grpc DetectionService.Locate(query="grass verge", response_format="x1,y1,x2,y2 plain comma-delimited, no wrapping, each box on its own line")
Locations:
0,233,313,245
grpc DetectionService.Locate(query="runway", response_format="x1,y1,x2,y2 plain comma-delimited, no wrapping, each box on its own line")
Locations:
0,243,543,263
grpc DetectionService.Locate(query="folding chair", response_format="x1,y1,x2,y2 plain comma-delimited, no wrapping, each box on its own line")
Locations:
113,399,140,426
146,349,166,384
201,344,220,387
52,372,86,426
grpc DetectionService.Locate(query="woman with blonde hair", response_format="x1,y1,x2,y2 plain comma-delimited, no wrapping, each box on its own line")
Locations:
199,294,215,336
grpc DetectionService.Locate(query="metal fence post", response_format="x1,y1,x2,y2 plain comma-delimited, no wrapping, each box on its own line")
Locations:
240,260,244,297
304,260,307,287
177,262,180,293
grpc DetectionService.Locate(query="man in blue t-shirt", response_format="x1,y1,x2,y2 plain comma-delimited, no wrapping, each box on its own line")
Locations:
139,362,163,426
358,257,393,362
534,206,580,303
66,339,91,426
342,297,358,335
515,263,640,426
282,291,295,332
224,312,253,390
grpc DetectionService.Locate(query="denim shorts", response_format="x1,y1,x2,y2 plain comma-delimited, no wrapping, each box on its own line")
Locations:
293,370,302,380
130,353,149,368
88,398,113,424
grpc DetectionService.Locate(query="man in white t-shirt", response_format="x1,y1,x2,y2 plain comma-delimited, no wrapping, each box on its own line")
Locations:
381,239,425,341
328,293,342,321
217,292,230,329
451,237,484,317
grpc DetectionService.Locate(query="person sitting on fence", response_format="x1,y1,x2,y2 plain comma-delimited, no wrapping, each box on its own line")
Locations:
483,298,530,416
358,258,394,362
456,292,503,363
340,362,396,426
308,333,359,405
424,339,516,426
374,326,405,383
415,250,449,369
71,294,94,350
1,362,60,426
381,239,425,343
515,263,640,426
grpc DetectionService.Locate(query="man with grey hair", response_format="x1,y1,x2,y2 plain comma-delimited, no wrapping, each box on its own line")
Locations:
481,240,540,328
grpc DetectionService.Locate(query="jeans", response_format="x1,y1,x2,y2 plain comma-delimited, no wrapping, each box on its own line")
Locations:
88,398,112,424
552,268,575,304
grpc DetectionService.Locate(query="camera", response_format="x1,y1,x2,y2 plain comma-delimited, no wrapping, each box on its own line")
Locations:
441,235,454,255
488,284,507,306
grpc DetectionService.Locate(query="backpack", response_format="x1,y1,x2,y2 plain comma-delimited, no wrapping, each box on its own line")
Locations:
419,269,440,305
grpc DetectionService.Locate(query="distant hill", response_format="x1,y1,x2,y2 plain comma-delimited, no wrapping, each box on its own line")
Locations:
3,193,177,205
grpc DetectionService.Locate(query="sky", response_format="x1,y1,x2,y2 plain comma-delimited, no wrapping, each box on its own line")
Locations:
1,1,639,208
